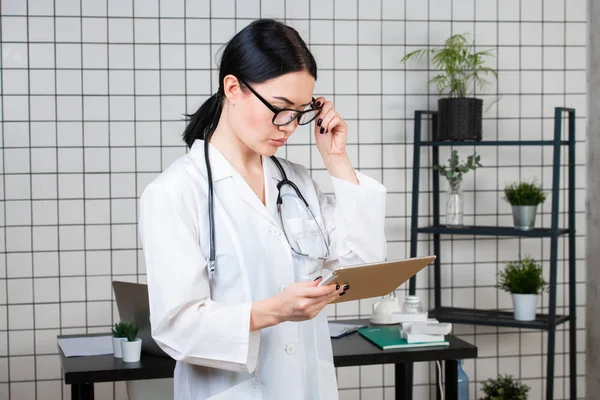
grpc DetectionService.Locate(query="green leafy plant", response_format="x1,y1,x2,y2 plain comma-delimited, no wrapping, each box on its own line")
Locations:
433,150,481,189
497,255,547,295
401,33,497,98
112,322,128,338
503,180,547,206
119,320,139,342
480,374,530,400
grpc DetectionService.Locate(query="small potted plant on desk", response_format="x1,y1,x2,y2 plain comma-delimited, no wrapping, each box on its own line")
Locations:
401,33,497,141
497,255,547,321
112,322,128,358
433,150,481,227
503,180,547,231
480,374,530,400
120,320,142,363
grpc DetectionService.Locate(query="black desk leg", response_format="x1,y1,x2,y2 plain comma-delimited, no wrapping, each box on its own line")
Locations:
71,383,94,400
444,360,458,400
395,362,413,400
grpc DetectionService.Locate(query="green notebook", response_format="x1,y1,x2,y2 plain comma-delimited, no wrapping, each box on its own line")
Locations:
358,326,449,350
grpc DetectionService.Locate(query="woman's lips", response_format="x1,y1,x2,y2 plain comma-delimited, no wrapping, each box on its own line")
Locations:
271,138,287,146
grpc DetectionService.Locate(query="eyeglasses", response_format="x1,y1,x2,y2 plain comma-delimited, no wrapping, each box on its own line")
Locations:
271,157,330,260
238,78,322,127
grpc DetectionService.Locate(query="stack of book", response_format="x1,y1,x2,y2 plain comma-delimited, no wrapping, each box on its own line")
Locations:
400,319,452,344
358,319,452,350
389,311,429,324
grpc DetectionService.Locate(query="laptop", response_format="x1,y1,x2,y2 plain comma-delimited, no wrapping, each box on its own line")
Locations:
112,280,170,358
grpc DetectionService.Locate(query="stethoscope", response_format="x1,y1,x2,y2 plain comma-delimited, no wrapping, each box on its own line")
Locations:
203,138,321,281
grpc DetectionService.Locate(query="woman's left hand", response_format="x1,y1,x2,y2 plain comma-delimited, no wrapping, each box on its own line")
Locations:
312,97,347,158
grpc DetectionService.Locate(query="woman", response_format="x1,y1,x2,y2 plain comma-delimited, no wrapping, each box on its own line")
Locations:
139,19,387,400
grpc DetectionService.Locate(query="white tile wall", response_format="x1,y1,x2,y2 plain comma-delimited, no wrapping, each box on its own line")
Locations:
0,0,587,399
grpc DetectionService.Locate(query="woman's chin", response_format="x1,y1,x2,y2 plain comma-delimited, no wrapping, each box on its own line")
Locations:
264,148,279,157
261,142,283,156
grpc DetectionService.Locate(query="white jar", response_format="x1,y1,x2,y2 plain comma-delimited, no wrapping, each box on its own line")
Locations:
402,295,423,314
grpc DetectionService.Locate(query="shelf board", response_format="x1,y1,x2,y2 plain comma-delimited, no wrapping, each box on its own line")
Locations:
420,140,570,147
429,307,570,330
417,225,570,238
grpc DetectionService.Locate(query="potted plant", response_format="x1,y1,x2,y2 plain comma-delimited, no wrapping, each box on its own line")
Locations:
120,320,142,362
480,374,530,400
433,150,481,226
401,33,497,141
503,180,547,231
497,255,547,321
111,322,128,358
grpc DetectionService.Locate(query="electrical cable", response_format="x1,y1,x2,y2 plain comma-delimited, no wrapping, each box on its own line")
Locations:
436,360,444,400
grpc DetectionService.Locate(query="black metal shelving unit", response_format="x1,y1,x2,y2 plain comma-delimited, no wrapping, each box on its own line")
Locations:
408,108,577,400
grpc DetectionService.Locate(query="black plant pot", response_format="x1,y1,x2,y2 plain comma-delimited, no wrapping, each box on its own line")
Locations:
436,97,483,141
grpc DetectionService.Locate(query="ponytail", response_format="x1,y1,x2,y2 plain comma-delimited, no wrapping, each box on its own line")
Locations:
183,91,223,148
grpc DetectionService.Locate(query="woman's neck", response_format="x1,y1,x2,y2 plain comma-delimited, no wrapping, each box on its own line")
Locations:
209,119,263,176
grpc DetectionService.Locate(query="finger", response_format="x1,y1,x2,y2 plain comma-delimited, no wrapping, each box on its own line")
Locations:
292,276,323,288
301,284,344,318
318,100,334,117
301,284,338,298
327,285,345,301
316,107,336,134
324,116,342,134
311,287,341,308
315,286,345,310
314,96,327,108
316,283,345,303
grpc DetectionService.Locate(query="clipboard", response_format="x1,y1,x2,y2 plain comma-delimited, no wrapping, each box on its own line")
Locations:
319,255,436,303
328,322,366,338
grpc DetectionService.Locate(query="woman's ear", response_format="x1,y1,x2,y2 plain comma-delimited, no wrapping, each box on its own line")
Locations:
222,75,243,104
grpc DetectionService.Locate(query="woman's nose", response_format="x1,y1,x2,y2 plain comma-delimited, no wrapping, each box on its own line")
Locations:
279,120,298,134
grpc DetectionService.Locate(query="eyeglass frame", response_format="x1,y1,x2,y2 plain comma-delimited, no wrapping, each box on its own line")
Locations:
270,156,331,260
238,77,322,127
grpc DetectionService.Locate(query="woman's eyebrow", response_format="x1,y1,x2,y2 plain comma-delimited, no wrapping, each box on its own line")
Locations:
272,96,312,107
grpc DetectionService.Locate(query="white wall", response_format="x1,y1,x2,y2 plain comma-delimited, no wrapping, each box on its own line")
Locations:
0,0,587,399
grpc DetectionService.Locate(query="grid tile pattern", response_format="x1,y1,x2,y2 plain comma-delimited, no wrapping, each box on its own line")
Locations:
0,0,587,399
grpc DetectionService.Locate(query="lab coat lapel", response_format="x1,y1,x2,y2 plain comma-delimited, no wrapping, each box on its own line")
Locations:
234,155,280,226
234,179,275,226
187,139,234,182
188,139,279,225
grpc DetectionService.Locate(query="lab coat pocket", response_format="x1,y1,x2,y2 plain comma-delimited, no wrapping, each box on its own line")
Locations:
302,258,324,277
207,377,262,400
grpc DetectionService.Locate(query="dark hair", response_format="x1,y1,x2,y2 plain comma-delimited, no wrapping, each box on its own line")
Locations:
182,19,318,148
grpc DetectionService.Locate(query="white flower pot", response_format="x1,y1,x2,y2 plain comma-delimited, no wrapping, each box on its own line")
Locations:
512,293,538,321
121,338,142,362
112,337,127,358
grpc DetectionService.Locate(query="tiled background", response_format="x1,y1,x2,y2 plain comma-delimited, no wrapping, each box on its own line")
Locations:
0,0,587,399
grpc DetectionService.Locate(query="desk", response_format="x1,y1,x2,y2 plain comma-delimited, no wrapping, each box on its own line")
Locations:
60,320,477,400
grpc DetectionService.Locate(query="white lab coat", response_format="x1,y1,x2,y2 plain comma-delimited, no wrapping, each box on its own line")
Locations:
139,139,387,400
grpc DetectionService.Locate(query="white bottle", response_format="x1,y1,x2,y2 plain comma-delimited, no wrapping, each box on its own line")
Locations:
402,295,423,314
